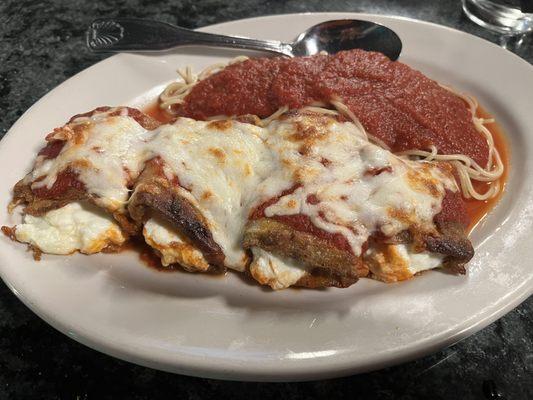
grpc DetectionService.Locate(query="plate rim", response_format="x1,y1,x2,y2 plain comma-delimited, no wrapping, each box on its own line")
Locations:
0,12,532,381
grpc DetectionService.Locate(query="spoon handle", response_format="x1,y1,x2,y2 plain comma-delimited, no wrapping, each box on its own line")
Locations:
86,18,294,56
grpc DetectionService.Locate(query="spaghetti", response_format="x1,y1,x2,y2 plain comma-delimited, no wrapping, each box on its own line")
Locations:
396,85,504,201
159,56,249,110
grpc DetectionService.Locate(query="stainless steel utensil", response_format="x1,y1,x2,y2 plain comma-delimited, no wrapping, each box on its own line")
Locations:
86,18,402,60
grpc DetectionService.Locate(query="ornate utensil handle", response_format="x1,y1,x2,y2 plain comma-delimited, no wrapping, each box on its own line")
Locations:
86,18,293,56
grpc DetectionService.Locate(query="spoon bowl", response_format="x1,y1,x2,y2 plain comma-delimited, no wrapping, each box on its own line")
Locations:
87,18,402,60
292,19,402,59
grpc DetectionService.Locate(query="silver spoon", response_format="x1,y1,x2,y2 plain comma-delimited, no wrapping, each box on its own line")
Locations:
86,18,402,60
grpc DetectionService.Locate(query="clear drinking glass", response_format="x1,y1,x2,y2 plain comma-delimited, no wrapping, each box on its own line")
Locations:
462,0,533,34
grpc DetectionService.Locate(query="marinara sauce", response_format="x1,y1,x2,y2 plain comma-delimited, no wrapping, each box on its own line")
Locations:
178,50,489,166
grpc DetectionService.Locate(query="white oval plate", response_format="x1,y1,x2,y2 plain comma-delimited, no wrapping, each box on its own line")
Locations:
0,13,532,381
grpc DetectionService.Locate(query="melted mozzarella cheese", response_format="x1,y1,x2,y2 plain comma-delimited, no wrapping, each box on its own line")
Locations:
249,247,309,290
14,202,125,254
30,111,154,212
260,114,457,256
29,113,275,271
146,119,275,271
143,216,209,272
364,243,444,282
24,110,457,279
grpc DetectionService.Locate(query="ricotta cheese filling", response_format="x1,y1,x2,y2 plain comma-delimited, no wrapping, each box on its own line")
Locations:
249,247,309,290
251,242,446,289
143,216,210,272
364,243,445,283
14,201,125,255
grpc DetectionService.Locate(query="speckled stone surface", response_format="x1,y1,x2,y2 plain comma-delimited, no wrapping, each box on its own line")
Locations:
0,0,532,398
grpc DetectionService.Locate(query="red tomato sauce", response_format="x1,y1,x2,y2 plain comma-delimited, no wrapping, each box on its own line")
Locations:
38,140,65,159
178,49,489,166
31,170,85,199
248,185,353,253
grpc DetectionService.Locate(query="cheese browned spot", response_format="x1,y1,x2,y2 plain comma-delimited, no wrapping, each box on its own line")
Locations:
207,119,234,131
208,147,226,163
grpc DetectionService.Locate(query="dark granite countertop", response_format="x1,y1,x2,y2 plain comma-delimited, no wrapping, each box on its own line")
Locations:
0,1,532,399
